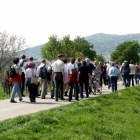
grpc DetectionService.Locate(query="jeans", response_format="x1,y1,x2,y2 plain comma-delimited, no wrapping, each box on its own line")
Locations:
135,74,140,85
10,81,22,101
110,76,117,92
68,82,78,101
123,73,130,87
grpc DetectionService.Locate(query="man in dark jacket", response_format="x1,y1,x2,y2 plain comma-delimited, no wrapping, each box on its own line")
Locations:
121,60,130,88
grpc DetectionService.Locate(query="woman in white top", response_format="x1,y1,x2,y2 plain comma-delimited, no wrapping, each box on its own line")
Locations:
25,62,39,102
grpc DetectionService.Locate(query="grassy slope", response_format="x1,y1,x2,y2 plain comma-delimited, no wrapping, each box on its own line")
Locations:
0,86,140,140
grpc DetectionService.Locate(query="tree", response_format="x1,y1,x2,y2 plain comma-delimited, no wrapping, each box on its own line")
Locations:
0,32,26,71
111,41,140,64
41,35,96,61
41,35,61,61
95,54,106,63
73,36,96,60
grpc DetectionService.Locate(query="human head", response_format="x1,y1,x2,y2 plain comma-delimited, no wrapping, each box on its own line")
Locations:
94,61,98,65
124,60,127,64
21,55,26,59
85,58,90,62
130,60,133,64
29,57,33,61
111,62,115,66
71,58,75,64
13,58,19,64
63,59,67,64
77,58,81,62
58,54,65,61
82,60,87,66
42,59,47,64
28,62,34,68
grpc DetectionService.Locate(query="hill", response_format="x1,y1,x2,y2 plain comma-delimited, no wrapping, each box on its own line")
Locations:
85,33,140,54
20,33,140,60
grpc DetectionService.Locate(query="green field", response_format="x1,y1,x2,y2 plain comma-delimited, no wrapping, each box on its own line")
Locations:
0,86,140,140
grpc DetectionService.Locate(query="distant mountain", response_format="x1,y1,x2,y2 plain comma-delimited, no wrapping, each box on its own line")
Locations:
85,33,140,54
20,44,45,60
20,33,140,60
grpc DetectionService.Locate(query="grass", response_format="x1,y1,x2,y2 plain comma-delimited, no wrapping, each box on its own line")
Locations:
0,86,140,140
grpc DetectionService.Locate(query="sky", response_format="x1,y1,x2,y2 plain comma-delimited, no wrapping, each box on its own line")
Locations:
0,0,140,47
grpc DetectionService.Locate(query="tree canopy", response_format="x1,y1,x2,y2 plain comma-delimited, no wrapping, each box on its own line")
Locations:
41,35,96,61
0,32,26,70
95,54,106,64
110,41,140,64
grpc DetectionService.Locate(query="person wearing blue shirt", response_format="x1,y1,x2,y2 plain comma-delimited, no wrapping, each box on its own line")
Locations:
108,62,119,92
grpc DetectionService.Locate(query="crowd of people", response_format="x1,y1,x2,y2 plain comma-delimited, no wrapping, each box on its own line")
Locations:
9,54,140,103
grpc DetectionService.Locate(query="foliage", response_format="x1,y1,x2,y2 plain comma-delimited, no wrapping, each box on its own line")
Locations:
0,32,27,70
41,35,96,61
111,41,140,64
95,54,106,63
0,86,140,139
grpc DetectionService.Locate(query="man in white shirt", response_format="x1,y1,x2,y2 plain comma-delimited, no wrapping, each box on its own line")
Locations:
52,54,65,101
19,55,27,97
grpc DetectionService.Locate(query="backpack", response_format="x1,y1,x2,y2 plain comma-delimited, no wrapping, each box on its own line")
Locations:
72,64,78,76
20,60,26,67
9,66,17,78
39,65,48,79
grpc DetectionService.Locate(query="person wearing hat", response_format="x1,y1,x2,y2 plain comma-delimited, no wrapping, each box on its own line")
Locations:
9,58,23,103
121,60,130,88
25,62,39,102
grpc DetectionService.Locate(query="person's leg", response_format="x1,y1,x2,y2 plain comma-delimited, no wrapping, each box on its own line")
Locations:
110,76,114,92
75,83,79,100
132,74,134,86
126,74,130,87
51,80,55,98
100,73,103,87
58,73,64,100
123,74,127,87
68,82,74,101
54,73,59,101
10,82,18,101
114,76,117,91
21,72,25,96
84,81,89,98
80,82,83,98
129,75,132,86
108,76,110,88
16,83,22,100
40,79,47,99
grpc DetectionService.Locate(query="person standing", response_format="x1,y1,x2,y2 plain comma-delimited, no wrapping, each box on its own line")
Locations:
67,58,79,101
52,54,65,101
98,61,104,87
63,59,69,96
37,59,48,99
135,62,140,85
9,58,23,103
19,55,27,97
25,62,39,102
108,62,119,92
102,62,107,86
79,60,91,98
129,60,135,86
121,60,130,88
25,57,36,70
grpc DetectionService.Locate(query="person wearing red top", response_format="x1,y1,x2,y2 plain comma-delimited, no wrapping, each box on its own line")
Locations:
9,58,23,103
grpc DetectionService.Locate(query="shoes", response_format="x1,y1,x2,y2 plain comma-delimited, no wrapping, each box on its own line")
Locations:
10,100,17,103
22,95,25,97
55,99,58,101
19,98,23,101
51,95,54,99
61,98,65,100
41,97,45,99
